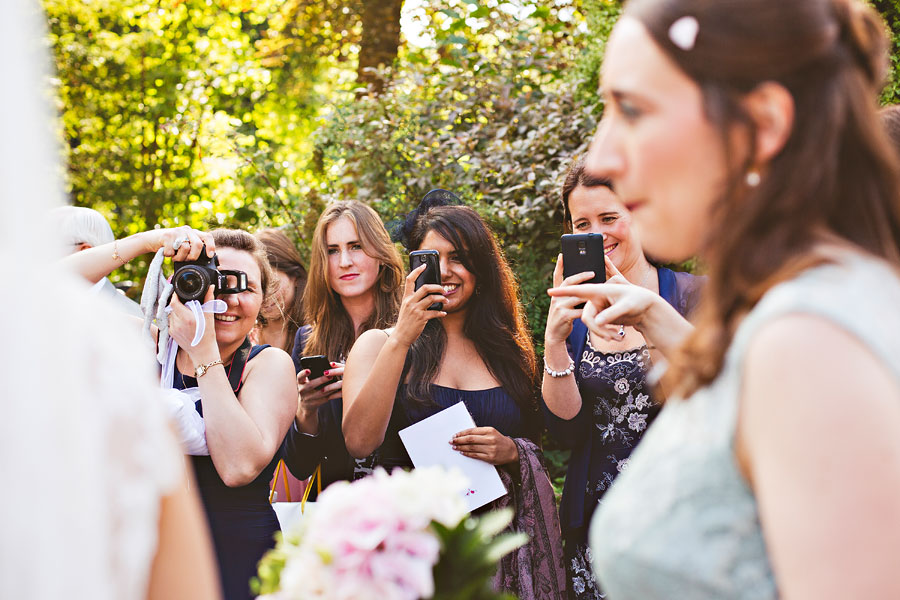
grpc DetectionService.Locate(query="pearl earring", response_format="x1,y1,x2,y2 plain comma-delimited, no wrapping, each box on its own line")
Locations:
745,169,761,187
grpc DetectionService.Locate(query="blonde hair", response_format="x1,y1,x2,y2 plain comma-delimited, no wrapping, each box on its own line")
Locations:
302,201,403,359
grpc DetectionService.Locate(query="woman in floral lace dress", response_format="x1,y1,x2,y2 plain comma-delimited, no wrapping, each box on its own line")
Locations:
541,158,704,599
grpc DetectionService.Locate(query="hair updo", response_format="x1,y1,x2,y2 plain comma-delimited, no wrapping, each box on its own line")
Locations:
623,0,900,396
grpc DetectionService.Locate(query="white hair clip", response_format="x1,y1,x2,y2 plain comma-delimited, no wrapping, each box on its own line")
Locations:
668,16,699,51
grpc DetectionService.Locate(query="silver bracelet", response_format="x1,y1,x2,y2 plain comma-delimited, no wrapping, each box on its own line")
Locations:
544,357,575,378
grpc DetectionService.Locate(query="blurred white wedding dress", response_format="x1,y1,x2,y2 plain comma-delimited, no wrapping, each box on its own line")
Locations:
0,1,183,599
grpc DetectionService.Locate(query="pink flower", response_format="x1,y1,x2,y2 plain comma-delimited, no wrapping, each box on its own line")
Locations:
266,468,469,600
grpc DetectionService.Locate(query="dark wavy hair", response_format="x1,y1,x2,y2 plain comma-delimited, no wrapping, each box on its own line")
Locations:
624,0,900,397
401,204,541,440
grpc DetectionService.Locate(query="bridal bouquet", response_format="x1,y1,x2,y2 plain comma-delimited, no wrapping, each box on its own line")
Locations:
253,467,526,600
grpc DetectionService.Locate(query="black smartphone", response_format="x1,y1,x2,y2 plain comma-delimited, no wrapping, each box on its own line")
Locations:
299,355,335,390
561,233,607,284
409,249,443,311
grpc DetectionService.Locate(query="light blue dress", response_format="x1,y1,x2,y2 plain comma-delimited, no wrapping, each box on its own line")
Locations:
589,254,900,599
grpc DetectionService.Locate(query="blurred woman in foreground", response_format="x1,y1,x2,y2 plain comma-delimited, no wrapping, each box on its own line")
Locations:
543,158,702,599
551,0,900,597
3,0,220,598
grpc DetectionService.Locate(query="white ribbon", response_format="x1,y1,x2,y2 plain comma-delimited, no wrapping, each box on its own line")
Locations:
159,299,226,388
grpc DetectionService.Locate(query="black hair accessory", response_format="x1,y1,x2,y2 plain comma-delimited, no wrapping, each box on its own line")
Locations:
390,188,463,250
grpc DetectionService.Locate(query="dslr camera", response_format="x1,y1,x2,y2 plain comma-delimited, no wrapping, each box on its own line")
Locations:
172,246,248,303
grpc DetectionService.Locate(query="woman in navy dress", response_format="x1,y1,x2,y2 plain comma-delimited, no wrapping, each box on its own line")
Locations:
342,195,542,471
167,229,296,600
542,159,703,599
342,194,565,598
62,225,297,600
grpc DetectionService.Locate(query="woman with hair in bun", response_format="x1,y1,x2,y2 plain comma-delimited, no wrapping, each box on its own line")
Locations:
281,201,404,495
343,191,566,599
543,157,703,600
550,0,900,597
253,228,308,354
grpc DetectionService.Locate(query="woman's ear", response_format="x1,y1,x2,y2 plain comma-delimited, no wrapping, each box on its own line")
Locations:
743,81,795,165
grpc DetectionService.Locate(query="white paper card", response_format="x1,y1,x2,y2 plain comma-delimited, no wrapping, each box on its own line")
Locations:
399,401,507,512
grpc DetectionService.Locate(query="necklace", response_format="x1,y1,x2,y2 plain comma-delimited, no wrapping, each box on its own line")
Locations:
615,264,657,341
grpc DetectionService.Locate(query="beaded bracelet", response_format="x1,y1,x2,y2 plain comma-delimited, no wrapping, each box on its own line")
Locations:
543,357,575,378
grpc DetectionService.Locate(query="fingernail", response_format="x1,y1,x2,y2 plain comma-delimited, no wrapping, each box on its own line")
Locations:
330,362,336,367
323,370,330,376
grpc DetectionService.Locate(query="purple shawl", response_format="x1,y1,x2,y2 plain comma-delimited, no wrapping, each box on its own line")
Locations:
493,438,567,599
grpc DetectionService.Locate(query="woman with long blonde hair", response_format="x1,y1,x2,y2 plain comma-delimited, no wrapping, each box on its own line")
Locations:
281,200,403,493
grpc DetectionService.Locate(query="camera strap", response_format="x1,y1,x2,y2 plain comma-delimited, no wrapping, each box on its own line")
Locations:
227,337,254,393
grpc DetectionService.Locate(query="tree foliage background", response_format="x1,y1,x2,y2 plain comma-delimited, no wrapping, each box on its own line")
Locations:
43,0,900,493
44,0,900,317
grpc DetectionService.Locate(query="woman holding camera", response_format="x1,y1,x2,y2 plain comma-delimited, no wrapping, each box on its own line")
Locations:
64,226,297,600
280,200,404,494
549,0,900,597
543,158,703,600
342,194,566,598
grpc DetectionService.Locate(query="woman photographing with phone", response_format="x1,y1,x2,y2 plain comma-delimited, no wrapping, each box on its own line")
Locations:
543,158,703,599
342,192,566,598
280,200,404,492
550,0,900,597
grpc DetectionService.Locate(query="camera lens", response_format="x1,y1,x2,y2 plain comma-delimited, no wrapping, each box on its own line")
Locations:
174,267,208,302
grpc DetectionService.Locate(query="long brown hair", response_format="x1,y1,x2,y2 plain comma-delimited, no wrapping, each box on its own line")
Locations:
403,205,541,439
255,228,309,353
625,0,900,396
303,201,403,360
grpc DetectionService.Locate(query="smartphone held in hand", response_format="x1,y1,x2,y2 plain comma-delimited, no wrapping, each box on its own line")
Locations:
299,355,335,390
410,249,443,311
561,233,607,284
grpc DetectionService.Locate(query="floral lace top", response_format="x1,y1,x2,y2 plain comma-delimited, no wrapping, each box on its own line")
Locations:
579,336,660,501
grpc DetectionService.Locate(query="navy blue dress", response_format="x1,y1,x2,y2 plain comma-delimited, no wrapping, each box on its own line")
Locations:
175,342,280,600
379,384,530,471
280,326,377,499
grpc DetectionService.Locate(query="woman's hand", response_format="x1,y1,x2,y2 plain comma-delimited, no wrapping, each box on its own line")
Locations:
550,256,694,354
545,254,600,345
391,264,447,348
294,362,343,434
451,427,519,465
168,286,219,360
142,226,216,261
